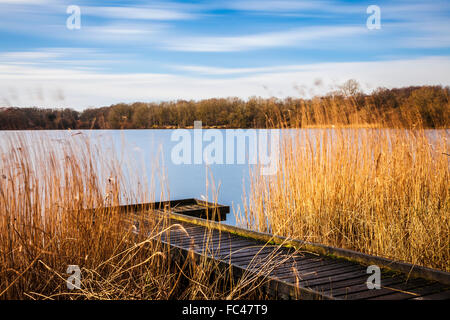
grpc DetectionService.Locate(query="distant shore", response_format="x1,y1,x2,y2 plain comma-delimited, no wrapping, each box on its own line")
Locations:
1,84,449,130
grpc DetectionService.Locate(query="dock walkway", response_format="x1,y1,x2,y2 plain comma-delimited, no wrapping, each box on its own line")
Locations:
117,199,450,300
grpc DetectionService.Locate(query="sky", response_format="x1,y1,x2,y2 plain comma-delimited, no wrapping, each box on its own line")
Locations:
0,0,449,110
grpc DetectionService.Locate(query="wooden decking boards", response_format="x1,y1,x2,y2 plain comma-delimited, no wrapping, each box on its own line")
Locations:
114,199,450,300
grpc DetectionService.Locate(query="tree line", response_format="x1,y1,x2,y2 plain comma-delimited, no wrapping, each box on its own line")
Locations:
1,82,448,130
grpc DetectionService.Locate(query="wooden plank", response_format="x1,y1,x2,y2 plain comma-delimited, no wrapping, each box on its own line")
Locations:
233,255,294,274
227,246,278,262
202,238,254,253
196,238,250,255
162,230,221,243
368,282,446,300
281,265,364,283
328,277,431,299
162,228,216,243
273,258,349,277
204,238,257,251
277,262,364,281
158,221,449,300
165,238,204,249
120,199,450,300
105,198,230,221
161,234,208,244
164,225,206,235
338,281,441,300
161,216,449,300
411,290,450,300
230,247,289,265
295,269,369,288
162,238,198,250
223,249,282,269
275,255,330,266
194,239,260,259
163,208,450,285
161,226,221,240
199,236,240,248
308,274,379,293
271,260,354,280
298,264,363,278
161,231,208,241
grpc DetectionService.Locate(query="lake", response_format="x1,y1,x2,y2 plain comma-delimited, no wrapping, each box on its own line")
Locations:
1,128,447,226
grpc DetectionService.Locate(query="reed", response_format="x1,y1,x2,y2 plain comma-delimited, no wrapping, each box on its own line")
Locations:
244,100,449,272
0,132,278,299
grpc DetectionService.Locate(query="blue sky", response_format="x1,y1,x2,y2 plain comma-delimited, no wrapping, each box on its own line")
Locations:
0,0,449,109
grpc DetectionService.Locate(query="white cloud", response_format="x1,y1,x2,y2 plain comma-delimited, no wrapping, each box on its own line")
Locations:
174,65,311,75
82,23,166,40
0,51,64,60
1,1,449,52
226,0,364,14
229,0,326,11
392,21,450,49
164,25,365,52
0,0,51,3
83,5,196,21
227,0,450,16
0,48,119,63
0,2,191,42
1,56,449,109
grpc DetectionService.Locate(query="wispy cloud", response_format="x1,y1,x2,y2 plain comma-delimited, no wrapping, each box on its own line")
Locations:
226,0,364,15
0,0,52,4
83,5,197,21
174,64,312,75
1,56,449,108
389,20,450,49
80,23,168,42
0,48,130,71
0,1,194,38
227,0,450,16
0,51,64,61
164,25,365,52
0,0,449,108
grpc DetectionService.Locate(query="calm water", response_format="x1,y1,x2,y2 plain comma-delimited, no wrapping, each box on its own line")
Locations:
108,129,256,226
1,129,261,225
1,129,447,226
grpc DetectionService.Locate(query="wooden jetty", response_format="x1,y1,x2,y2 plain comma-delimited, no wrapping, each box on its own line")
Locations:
117,198,450,300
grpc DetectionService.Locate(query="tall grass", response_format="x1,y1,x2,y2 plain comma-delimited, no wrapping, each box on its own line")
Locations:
0,132,277,300
245,99,449,272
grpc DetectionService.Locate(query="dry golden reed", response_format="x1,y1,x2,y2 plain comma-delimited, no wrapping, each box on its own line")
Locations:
244,99,449,271
0,132,277,300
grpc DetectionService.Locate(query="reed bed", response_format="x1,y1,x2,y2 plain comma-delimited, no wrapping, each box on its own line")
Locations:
244,100,449,272
0,132,281,300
